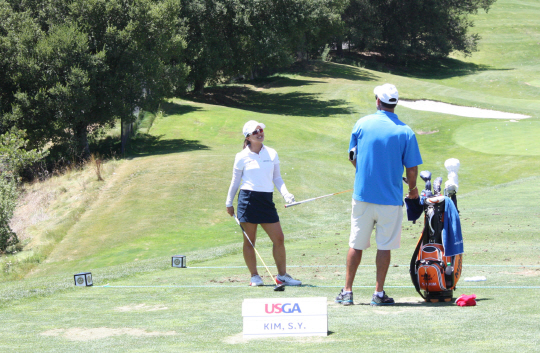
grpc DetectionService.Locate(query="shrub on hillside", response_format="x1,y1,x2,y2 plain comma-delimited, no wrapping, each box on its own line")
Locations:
0,176,17,253
0,128,47,253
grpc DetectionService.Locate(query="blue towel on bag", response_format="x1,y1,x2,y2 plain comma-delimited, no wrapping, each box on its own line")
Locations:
443,196,464,256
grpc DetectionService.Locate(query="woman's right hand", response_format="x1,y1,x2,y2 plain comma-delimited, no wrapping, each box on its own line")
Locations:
226,206,234,217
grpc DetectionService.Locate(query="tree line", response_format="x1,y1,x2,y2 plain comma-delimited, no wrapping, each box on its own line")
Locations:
1,0,498,159
0,0,496,252
1,0,495,162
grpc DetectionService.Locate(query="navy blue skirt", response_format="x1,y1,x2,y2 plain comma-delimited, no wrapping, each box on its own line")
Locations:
237,190,279,224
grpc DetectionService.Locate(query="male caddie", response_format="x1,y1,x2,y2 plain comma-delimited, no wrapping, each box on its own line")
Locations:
336,84,422,306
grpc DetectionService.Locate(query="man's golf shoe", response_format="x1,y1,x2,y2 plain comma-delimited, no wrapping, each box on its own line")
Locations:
335,289,354,306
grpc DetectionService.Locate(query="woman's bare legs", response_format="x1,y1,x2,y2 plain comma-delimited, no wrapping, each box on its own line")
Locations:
240,222,259,276
260,222,286,276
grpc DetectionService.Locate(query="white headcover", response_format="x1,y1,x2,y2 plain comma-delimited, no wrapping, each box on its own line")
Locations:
444,158,460,192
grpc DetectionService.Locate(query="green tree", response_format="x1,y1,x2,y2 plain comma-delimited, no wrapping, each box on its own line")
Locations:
343,0,496,60
1,0,188,159
0,176,17,253
180,0,346,92
0,128,47,252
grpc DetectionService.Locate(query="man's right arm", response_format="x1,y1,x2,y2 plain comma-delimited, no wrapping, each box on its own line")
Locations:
405,166,419,199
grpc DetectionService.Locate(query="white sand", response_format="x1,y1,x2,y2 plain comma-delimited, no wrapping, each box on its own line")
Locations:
398,100,530,120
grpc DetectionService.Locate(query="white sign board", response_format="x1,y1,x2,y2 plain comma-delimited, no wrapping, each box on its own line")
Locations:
242,297,327,338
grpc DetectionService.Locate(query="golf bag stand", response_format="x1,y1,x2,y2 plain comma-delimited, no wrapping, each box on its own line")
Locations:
409,196,463,302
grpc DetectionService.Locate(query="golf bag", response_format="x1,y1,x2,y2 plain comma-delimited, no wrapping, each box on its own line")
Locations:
409,160,463,302
410,196,463,302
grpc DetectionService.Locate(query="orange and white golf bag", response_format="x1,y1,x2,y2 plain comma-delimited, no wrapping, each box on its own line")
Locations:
409,160,463,302
410,196,463,302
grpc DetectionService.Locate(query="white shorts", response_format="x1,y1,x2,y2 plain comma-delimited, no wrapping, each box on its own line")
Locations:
349,199,403,250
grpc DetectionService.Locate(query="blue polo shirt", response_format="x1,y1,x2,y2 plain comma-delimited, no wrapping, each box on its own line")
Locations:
349,110,423,206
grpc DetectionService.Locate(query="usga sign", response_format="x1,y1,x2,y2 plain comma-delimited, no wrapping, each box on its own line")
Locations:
242,297,327,338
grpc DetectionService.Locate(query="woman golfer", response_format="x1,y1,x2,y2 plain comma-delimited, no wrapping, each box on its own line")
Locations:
226,120,301,287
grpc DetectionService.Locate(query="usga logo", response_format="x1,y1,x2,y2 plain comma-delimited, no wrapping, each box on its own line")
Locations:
264,303,302,314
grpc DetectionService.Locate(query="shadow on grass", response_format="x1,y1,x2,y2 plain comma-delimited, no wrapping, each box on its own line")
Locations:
355,297,492,306
160,101,203,116
89,102,206,159
298,60,379,81
128,134,209,156
356,301,456,307
90,134,209,159
248,76,322,89
181,61,381,117
184,86,352,117
332,52,510,80
233,61,377,89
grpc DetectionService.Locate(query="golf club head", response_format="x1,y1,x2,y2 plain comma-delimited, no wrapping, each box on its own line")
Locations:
420,170,432,182
274,284,286,291
420,170,432,193
433,177,443,195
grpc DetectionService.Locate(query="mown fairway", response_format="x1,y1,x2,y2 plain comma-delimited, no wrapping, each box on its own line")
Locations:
1,0,539,352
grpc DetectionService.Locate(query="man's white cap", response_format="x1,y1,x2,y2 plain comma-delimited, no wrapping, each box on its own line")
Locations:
374,84,399,104
243,120,265,137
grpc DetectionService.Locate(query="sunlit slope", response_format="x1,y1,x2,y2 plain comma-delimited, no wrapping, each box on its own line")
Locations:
29,0,540,276
31,56,538,277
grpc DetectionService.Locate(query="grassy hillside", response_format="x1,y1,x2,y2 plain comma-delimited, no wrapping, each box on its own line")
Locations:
1,0,539,351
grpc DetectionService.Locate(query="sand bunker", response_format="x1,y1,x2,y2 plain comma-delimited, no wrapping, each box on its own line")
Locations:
398,100,530,120
41,328,176,341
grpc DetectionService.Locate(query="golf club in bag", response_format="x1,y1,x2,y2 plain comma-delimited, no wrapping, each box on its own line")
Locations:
409,159,463,302
233,214,285,291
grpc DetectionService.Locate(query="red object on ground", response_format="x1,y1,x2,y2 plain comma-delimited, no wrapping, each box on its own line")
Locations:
456,294,477,306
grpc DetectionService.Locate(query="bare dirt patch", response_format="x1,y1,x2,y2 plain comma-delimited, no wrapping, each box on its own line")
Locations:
114,303,168,312
224,332,251,344
500,269,540,277
416,130,439,135
41,328,176,341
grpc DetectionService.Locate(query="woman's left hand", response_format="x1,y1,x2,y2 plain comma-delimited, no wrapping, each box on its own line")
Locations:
226,206,235,216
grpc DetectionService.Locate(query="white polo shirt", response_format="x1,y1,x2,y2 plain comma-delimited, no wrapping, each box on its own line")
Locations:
233,145,279,192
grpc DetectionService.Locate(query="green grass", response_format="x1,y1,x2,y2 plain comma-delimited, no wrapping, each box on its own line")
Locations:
455,120,540,156
1,178,539,352
1,0,539,351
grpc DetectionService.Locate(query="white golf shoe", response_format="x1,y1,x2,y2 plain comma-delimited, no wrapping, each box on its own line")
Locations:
250,274,264,287
276,273,302,286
